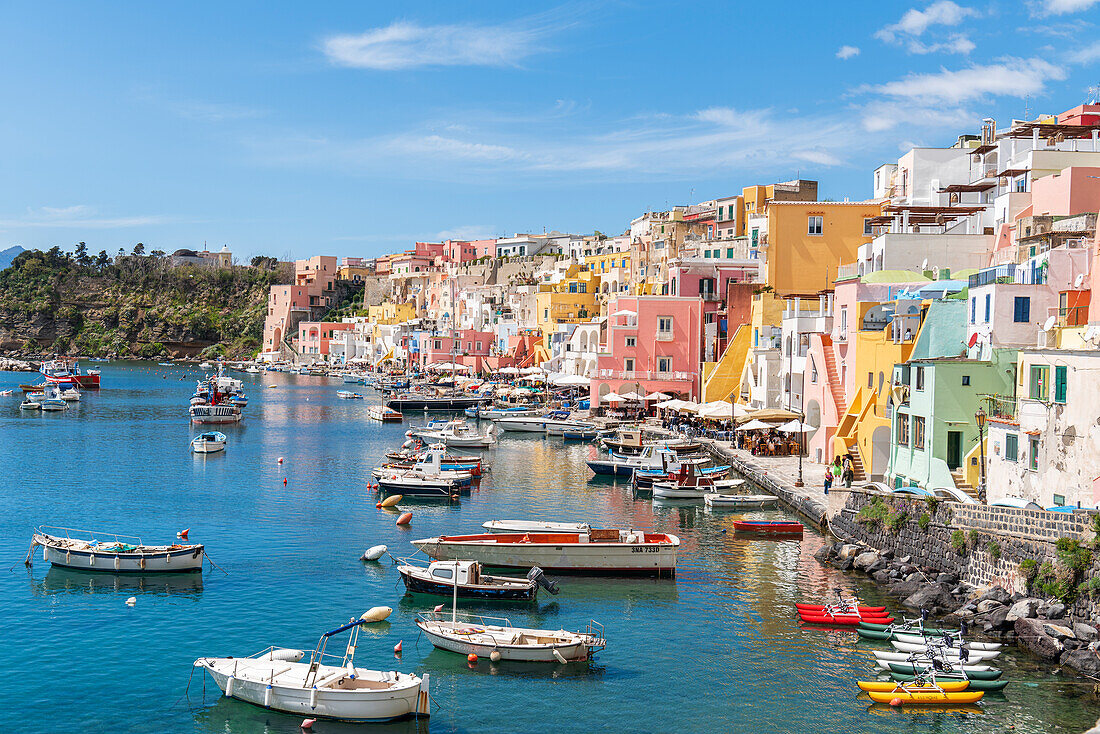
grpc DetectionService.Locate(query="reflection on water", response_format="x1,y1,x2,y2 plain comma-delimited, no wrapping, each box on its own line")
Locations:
2,363,1099,734
193,696,433,734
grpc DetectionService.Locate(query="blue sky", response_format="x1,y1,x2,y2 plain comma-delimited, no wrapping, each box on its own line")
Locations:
0,0,1098,261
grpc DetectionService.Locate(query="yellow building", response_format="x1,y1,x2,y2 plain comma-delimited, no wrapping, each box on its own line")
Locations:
584,252,631,296
764,201,882,297
367,302,416,325
535,268,599,335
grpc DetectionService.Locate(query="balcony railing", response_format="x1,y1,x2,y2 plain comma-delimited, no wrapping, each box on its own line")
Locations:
1049,304,1089,328
836,263,860,281
656,330,674,341
981,394,1018,422
596,369,692,381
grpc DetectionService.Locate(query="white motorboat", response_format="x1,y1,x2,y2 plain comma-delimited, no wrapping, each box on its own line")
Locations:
373,444,473,486
189,403,242,424
57,385,81,401
493,415,552,433
195,616,430,723
367,404,403,422
417,420,495,448
245,365,261,374
481,520,592,534
479,406,539,420
191,431,227,453
651,463,744,500
544,418,597,436
20,399,41,411
704,492,777,509
199,361,213,369
413,528,679,576
399,559,553,601
39,395,68,411
416,611,604,662
30,526,204,573
337,390,365,399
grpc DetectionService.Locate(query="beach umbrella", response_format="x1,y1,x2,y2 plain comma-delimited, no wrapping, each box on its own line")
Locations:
610,309,637,318
603,392,626,402
520,374,546,382
619,391,645,401
520,366,544,374
777,418,817,433
676,401,699,412
554,374,591,387
644,391,672,401
655,399,682,409
498,366,519,375
697,401,734,419
736,419,771,431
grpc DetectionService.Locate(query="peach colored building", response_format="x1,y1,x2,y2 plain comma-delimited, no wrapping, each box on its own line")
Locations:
592,295,703,405
262,256,338,359
297,321,355,358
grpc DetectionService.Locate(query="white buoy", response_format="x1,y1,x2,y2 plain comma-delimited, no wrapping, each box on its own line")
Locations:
226,676,235,697
552,649,567,664
405,430,413,438
362,545,387,561
360,606,392,623
125,596,136,606
490,650,501,662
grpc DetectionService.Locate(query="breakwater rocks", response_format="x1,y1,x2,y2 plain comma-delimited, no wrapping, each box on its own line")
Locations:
0,357,37,371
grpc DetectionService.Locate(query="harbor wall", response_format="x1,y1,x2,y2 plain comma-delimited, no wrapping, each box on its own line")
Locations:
703,443,828,527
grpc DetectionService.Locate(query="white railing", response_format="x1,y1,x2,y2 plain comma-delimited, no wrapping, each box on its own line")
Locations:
596,369,692,381
656,330,674,341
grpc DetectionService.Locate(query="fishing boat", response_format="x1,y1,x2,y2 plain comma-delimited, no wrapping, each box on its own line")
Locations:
733,520,804,536
587,446,688,477
600,428,702,456
40,357,100,389
415,420,495,448
650,462,744,500
191,431,227,453
29,526,204,573
412,529,679,576
373,444,474,486
376,471,462,497
415,606,604,663
399,559,558,602
865,689,983,705
194,616,430,722
562,428,600,441
337,390,365,399
385,448,482,476
189,403,241,424
481,520,592,534
704,493,777,509
368,405,402,422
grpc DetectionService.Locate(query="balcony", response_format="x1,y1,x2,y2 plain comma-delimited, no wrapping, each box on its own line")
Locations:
701,291,722,302
656,330,674,341
982,394,1018,422
596,369,692,381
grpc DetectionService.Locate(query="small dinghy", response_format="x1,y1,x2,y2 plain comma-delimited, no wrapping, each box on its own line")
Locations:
733,520,804,536
481,520,591,534
337,390,365,399
416,610,604,663
194,615,430,722
191,431,227,453
30,526,204,573
704,493,777,509
399,559,559,602
20,398,41,411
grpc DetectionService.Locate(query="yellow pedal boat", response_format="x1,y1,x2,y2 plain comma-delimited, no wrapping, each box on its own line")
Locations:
866,689,984,705
858,680,969,693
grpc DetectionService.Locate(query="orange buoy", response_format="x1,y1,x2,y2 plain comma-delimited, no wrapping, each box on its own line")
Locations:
283,478,288,486
467,653,478,663
177,528,189,540
301,718,316,730
434,604,444,613
394,641,402,655
396,512,412,526
890,697,902,707
376,502,382,509
278,457,284,464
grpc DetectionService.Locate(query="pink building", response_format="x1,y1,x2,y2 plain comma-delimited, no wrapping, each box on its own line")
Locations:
297,321,355,358
1029,166,1100,217
592,295,703,405
262,256,338,358
669,260,759,362
419,329,496,372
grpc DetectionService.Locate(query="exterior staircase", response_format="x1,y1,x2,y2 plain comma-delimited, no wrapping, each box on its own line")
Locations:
846,446,867,482
950,469,981,501
819,335,845,409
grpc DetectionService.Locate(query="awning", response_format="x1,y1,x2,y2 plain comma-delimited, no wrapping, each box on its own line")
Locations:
777,419,817,433
736,419,772,431
644,391,672,401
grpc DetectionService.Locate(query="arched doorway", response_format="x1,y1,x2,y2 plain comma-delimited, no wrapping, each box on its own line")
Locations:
871,425,891,481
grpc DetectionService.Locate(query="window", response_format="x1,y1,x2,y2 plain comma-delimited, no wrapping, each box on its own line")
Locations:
1029,364,1049,400
984,293,991,323
658,316,673,333
1054,365,1067,404
718,206,724,219
961,375,970,386
433,340,442,350
839,307,848,338
915,365,925,390
810,357,818,383
544,308,549,320
1013,296,1031,323
863,218,874,236
970,296,976,324
896,412,910,446
1029,435,1040,471
1053,493,1066,506
913,416,926,451
727,248,735,258
624,358,635,372
657,356,672,373
625,336,636,347
808,216,823,235
432,568,453,580
868,372,874,389
1005,433,1018,462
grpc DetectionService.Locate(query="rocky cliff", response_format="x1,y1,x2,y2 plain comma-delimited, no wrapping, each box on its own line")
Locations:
0,247,291,358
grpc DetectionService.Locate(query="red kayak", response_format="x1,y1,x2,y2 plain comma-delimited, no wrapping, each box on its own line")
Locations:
733,520,804,535
799,614,895,626
795,603,887,614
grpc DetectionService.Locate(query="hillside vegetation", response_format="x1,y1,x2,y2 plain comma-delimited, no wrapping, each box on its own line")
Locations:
0,246,291,358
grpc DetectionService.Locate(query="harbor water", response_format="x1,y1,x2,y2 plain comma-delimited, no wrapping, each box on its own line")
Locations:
3,363,1098,733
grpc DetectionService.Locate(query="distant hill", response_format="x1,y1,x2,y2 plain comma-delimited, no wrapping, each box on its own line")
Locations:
0,246,25,271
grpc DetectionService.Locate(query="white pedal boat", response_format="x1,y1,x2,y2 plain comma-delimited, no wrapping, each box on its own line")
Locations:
195,616,429,723
893,632,1001,651
876,646,1001,662
704,493,777,509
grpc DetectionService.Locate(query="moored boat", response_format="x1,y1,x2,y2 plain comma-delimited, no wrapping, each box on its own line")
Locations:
189,403,242,424
412,529,679,576
733,520,804,535
30,526,204,573
415,611,604,663
337,390,364,399
865,689,983,705
704,493,777,509
368,405,403,422
481,520,592,534
858,680,971,693
194,616,430,722
191,431,227,453
399,559,558,602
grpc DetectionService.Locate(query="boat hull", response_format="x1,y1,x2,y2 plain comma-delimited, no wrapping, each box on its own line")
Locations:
413,536,678,576
36,537,204,573
189,405,242,424
400,570,536,601
414,621,596,662
387,396,489,411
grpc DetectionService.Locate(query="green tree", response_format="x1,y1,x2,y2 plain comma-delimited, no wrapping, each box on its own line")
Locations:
132,242,145,256
74,241,90,267
95,250,110,268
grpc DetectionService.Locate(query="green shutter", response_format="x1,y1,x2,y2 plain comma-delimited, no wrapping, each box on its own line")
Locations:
1054,365,1067,403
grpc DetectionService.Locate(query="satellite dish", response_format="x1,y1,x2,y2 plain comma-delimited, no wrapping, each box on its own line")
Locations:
921,258,929,271
1043,315,1057,332
1075,273,1085,289
968,332,979,349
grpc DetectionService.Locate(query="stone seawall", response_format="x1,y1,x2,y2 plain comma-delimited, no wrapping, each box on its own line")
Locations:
704,442,828,527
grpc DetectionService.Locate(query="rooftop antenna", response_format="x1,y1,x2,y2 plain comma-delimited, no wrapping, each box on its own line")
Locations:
1088,84,1100,105
1023,94,1031,121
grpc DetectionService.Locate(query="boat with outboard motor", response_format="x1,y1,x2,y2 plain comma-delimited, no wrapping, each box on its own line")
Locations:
414,420,495,448
373,444,474,486
29,526,204,573
194,615,430,722
650,462,744,500
398,559,558,602
368,405,403,422
412,528,679,576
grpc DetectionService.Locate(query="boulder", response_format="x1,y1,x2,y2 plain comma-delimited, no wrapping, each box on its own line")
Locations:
1060,649,1100,677
975,586,1012,606
830,556,854,571
871,570,892,584
1015,617,1064,660
866,559,888,574
1045,603,1066,620
853,552,881,571
1044,623,1076,641
837,544,862,560
902,583,955,613
986,605,1012,630
1006,598,1040,624
937,573,958,585
1074,623,1099,643
889,578,925,598
813,545,833,564
976,599,1005,614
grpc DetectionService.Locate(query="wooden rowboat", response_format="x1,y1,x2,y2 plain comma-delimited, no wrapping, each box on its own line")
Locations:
733,520,803,535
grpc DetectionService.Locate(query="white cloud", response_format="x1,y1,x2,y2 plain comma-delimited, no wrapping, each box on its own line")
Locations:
435,225,498,241
0,205,169,229
876,1,980,42
792,150,844,166
836,45,861,59
1033,0,1100,15
865,57,1065,104
321,13,576,70
860,100,975,132
906,34,975,54
1068,40,1100,64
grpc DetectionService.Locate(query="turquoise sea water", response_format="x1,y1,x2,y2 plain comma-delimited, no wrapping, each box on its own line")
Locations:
2,363,1098,734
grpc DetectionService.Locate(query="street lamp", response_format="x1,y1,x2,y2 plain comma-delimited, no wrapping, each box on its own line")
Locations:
975,407,987,503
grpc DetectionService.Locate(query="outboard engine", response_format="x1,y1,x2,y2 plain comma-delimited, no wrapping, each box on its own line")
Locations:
527,566,560,595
